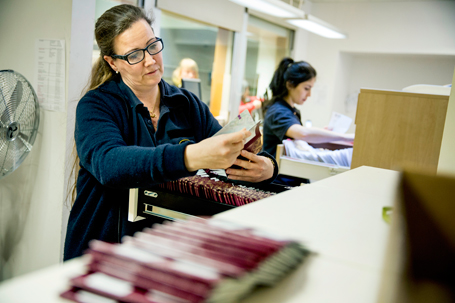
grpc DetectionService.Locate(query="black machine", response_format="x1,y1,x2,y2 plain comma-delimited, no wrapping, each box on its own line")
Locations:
181,78,202,100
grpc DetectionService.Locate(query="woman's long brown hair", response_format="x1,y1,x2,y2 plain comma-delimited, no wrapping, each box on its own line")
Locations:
67,5,154,206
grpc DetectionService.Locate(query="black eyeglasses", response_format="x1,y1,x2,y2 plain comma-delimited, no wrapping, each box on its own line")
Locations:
111,37,164,65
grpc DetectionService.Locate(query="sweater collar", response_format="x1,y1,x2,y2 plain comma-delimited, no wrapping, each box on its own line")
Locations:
159,80,190,109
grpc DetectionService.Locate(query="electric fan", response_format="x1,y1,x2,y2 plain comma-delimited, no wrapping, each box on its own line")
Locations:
0,70,40,179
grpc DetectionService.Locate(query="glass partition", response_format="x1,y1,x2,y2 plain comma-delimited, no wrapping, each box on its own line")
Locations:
160,11,234,115
243,15,293,120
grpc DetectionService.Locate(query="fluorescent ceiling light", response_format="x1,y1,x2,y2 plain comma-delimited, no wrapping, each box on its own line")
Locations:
287,15,347,39
229,0,304,18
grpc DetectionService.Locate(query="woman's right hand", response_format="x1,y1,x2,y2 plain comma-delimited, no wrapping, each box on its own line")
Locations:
184,129,251,172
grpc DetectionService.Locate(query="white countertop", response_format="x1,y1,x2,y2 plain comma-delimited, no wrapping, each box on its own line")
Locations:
217,166,400,303
0,166,400,303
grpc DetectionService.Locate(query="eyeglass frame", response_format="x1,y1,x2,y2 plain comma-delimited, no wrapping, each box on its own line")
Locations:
111,37,164,65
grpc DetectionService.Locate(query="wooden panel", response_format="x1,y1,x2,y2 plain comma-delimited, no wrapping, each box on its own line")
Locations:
351,89,449,173
209,29,229,117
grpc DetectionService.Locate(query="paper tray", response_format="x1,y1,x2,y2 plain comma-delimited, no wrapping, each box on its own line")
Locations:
279,155,350,181
276,144,350,181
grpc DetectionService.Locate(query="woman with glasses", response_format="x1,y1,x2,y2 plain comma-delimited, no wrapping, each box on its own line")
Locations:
64,4,278,261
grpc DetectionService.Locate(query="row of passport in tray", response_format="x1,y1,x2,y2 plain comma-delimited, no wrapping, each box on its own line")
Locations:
157,170,280,206
61,218,309,303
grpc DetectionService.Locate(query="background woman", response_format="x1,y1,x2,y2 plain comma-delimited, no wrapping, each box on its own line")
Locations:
263,57,354,186
64,4,277,261
172,58,199,87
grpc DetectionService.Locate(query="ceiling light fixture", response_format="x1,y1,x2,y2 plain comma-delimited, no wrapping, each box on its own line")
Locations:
229,0,304,18
287,15,347,39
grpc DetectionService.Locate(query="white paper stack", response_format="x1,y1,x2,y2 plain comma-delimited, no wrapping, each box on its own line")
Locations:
283,139,353,167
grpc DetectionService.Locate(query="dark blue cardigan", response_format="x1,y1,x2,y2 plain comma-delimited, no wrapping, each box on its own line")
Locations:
263,99,302,158
64,77,277,260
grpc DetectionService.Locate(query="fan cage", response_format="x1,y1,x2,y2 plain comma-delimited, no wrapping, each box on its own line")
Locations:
0,70,40,178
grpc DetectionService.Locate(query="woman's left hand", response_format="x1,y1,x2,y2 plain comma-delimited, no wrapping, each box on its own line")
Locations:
225,150,274,183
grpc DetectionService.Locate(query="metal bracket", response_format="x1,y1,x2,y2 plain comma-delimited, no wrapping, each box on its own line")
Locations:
144,190,158,198
143,204,199,221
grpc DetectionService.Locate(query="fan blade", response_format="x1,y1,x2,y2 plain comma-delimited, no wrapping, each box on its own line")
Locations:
0,136,5,151
17,108,37,129
0,140,12,171
14,84,35,125
0,98,10,126
17,132,32,152
13,127,33,134
12,81,23,121
1,137,26,168
0,78,8,121
1,80,22,124
18,132,29,141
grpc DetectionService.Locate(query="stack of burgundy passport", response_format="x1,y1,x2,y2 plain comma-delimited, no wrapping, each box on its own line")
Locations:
61,218,309,303
157,170,279,206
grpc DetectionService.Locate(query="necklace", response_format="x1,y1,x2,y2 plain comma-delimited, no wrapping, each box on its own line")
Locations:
149,101,159,118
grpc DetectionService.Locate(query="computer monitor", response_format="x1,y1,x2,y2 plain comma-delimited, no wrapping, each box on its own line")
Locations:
181,78,202,100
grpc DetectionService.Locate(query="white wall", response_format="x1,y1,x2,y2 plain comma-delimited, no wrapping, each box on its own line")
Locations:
333,53,455,129
438,67,455,175
0,0,72,280
61,0,96,264
300,1,455,131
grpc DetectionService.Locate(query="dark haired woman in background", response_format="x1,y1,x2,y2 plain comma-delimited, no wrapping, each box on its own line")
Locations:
263,57,354,186
64,4,278,261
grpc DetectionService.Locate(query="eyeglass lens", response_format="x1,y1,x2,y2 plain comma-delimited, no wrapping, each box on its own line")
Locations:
127,40,163,64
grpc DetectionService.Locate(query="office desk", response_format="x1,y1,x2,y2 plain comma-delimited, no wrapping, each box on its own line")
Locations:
0,166,400,303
